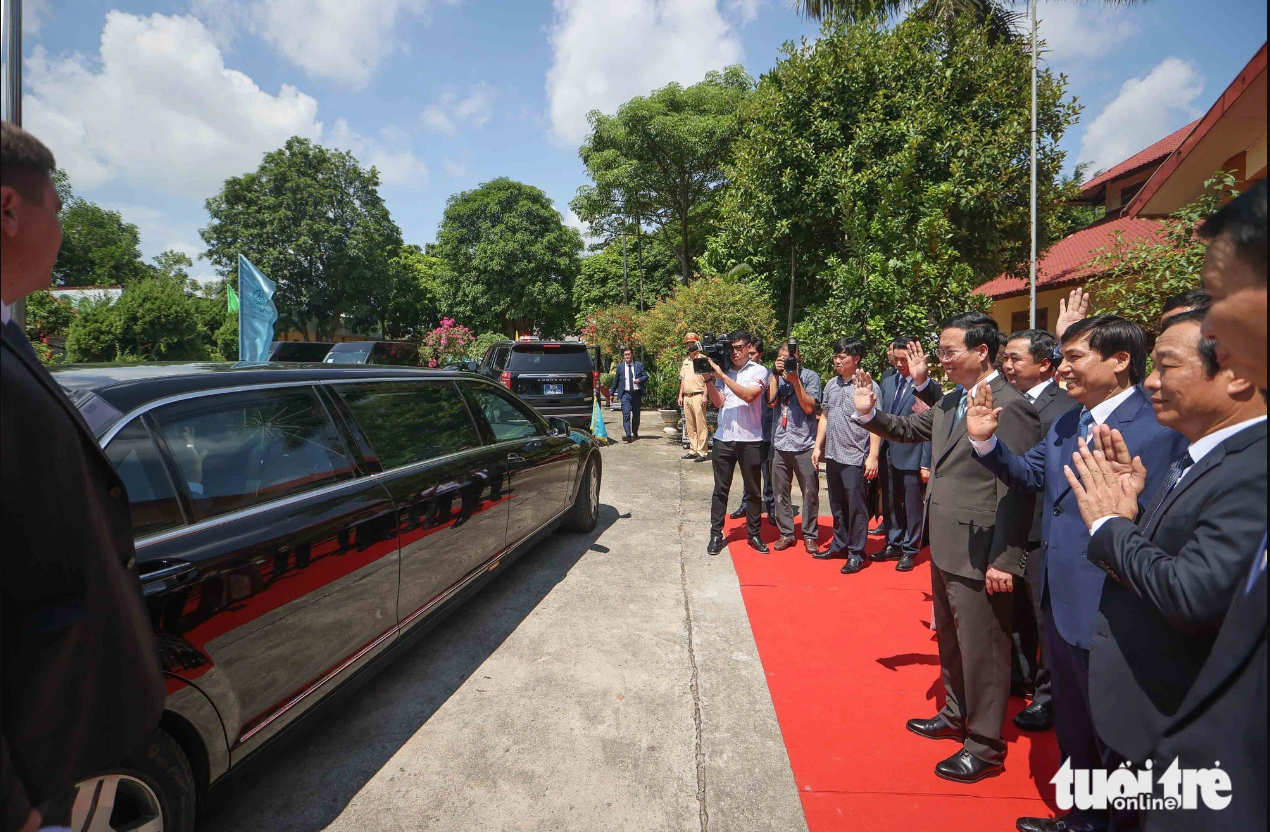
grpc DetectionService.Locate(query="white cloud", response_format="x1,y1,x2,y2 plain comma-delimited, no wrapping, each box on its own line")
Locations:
1033,0,1137,61
565,207,601,245
442,154,470,178
421,82,497,135
26,12,323,198
1078,57,1205,174
546,0,744,146
22,0,49,34
329,118,428,189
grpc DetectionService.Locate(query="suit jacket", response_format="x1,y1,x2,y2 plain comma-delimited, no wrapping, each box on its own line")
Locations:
862,374,1041,581
1,321,164,830
1147,550,1266,832
1024,382,1078,541
879,372,940,471
974,387,1185,649
613,360,648,397
1086,421,1267,764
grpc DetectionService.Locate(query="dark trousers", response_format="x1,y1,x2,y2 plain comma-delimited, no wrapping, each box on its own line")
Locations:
710,440,763,538
884,458,925,555
1011,547,1051,708
825,459,868,556
771,448,819,541
931,565,1014,765
737,441,773,513
1045,604,1137,831
620,391,642,437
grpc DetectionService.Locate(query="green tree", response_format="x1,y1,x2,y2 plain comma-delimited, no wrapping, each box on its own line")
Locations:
637,277,778,367
572,237,680,324
152,250,194,283
65,279,209,362
572,66,754,286
360,244,442,340
793,0,1144,42
201,137,403,340
23,290,77,364
52,171,152,288
432,178,582,337
705,16,1080,367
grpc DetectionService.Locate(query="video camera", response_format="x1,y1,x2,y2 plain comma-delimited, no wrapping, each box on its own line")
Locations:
782,338,800,375
694,332,731,374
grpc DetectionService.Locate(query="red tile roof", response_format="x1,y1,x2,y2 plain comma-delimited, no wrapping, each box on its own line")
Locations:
1079,120,1199,200
974,215,1165,300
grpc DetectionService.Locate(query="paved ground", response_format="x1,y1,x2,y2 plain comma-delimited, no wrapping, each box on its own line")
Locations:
199,413,809,832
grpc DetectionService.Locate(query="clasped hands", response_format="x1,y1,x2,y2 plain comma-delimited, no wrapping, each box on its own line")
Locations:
1062,424,1147,530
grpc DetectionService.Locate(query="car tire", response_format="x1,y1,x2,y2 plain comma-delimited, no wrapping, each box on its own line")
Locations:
565,455,601,533
71,727,196,832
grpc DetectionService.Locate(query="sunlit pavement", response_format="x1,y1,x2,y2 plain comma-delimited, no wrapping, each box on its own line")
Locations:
197,412,807,832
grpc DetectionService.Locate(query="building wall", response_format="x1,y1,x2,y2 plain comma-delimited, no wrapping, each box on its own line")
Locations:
1107,168,1156,212
987,285,1074,336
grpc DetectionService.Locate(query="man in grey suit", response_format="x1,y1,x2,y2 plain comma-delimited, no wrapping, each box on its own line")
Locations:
875,337,937,572
999,329,1077,734
854,312,1041,784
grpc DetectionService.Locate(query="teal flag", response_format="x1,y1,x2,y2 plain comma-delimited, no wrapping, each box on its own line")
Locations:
590,397,611,444
237,254,278,365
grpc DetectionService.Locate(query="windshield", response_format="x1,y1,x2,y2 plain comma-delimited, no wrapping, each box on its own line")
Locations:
323,349,370,364
508,344,593,373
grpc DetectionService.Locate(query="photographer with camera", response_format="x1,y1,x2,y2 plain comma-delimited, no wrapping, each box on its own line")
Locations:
678,334,710,461
767,339,823,554
704,330,770,556
732,338,776,521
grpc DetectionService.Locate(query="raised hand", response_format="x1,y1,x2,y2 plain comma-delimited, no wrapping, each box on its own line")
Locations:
853,369,877,414
1056,287,1090,339
905,340,929,384
965,384,1001,443
1091,425,1147,503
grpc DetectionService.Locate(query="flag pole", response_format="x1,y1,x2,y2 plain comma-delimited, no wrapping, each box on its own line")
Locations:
1028,0,1039,329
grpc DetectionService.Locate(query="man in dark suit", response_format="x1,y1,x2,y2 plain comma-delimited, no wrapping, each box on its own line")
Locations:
970,317,1187,832
613,345,648,442
1067,182,1268,831
874,337,938,572
997,329,1077,733
1,122,164,832
854,312,1041,784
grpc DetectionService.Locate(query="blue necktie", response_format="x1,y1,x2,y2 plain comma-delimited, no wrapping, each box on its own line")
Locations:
1077,409,1095,442
890,377,908,414
1140,451,1193,530
1247,535,1267,595
953,392,969,424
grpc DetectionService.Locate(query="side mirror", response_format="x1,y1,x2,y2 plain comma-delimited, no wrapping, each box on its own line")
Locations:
548,417,571,437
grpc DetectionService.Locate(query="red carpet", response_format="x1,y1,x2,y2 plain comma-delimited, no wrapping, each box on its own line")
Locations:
723,514,1061,832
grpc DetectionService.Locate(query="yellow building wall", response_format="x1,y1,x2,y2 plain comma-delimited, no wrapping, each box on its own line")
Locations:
986,285,1077,335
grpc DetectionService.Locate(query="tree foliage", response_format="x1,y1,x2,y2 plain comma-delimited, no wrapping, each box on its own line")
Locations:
201,137,403,340
638,277,778,366
432,178,583,337
572,66,754,285
579,305,644,367
706,16,1080,368
52,171,152,288
65,278,208,362
572,236,680,325
358,243,442,341
1088,171,1239,337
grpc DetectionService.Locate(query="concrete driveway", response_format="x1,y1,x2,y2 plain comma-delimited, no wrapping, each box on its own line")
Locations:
198,415,808,832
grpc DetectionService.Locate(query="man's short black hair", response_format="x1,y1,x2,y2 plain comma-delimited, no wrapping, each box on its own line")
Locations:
1159,309,1221,378
730,330,753,346
1061,314,1148,385
832,338,865,359
751,337,765,356
1199,179,1267,284
1007,329,1059,368
1161,288,1210,317
620,345,633,354
938,311,1004,363
1,121,57,204
890,336,914,350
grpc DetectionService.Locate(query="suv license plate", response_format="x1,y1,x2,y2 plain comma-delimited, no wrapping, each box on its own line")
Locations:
543,383,564,396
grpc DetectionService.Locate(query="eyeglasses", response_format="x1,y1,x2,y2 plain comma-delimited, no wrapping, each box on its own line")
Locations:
934,348,968,361
731,345,748,352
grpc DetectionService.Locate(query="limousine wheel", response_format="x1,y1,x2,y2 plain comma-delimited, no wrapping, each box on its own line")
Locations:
565,456,601,533
71,728,195,832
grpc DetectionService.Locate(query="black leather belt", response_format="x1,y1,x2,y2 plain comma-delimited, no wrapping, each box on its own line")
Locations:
685,391,704,396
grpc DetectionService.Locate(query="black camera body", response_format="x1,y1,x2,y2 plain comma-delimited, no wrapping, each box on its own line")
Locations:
694,332,730,374
783,338,800,375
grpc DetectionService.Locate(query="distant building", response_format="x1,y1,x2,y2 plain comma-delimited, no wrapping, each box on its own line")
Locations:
977,43,1267,333
49,285,124,306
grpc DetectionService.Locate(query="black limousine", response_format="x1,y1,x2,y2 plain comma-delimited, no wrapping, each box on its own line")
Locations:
50,362,603,832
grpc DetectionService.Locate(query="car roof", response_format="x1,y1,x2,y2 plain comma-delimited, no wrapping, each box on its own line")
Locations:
327,340,416,350
50,362,479,416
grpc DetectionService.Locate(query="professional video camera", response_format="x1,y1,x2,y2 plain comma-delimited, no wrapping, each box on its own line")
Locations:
694,332,731,374
783,338,800,375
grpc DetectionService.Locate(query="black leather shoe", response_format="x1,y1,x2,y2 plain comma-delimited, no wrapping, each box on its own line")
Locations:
706,534,724,556
871,545,903,562
729,506,747,520
840,556,868,574
682,453,697,460
896,553,916,572
1016,816,1098,832
934,749,1003,784
804,539,819,555
905,715,965,742
748,535,769,554
773,536,796,551
1013,702,1054,732
813,546,841,560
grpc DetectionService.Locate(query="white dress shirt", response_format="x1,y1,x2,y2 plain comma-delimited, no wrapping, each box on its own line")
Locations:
1025,379,1054,403
971,383,1136,458
714,360,768,442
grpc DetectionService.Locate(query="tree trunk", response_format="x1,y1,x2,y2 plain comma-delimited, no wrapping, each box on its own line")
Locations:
680,212,690,285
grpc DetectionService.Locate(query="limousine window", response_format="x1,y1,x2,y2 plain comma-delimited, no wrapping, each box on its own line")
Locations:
464,385,543,442
150,387,356,521
334,381,481,468
103,419,185,538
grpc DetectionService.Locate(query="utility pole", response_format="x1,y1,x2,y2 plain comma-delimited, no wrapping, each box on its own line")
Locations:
2,0,25,329
622,232,629,305
787,243,796,335
1028,0,1039,328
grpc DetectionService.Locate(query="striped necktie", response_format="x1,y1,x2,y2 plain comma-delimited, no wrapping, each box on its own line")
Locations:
1140,452,1194,530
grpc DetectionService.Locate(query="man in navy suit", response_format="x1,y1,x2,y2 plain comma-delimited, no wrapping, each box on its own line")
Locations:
874,337,937,572
967,316,1186,832
614,345,648,443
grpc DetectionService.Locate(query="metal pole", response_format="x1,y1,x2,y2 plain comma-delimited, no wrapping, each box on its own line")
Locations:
787,243,796,335
622,232,629,305
1028,0,1038,329
3,0,26,330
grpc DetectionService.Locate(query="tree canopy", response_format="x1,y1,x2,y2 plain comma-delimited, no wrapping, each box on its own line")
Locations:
572,236,680,325
638,277,778,365
52,171,152,288
432,178,583,337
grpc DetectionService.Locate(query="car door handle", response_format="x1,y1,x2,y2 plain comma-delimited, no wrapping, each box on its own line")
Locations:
506,453,527,464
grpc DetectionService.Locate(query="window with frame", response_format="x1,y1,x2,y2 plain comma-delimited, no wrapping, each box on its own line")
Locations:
150,387,356,521
334,381,482,469
104,418,186,538
463,385,544,442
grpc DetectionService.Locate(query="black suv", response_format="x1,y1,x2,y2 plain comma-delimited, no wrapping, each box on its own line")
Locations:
51,363,602,832
479,340,601,427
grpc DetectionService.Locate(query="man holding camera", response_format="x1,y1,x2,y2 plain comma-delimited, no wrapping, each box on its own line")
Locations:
678,334,710,461
705,330,770,556
768,340,823,553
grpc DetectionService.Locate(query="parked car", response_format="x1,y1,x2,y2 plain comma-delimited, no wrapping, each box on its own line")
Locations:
267,340,336,362
322,340,419,366
51,362,602,832
478,339,600,427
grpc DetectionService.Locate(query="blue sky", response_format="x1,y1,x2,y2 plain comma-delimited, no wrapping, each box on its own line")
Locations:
9,0,1267,281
